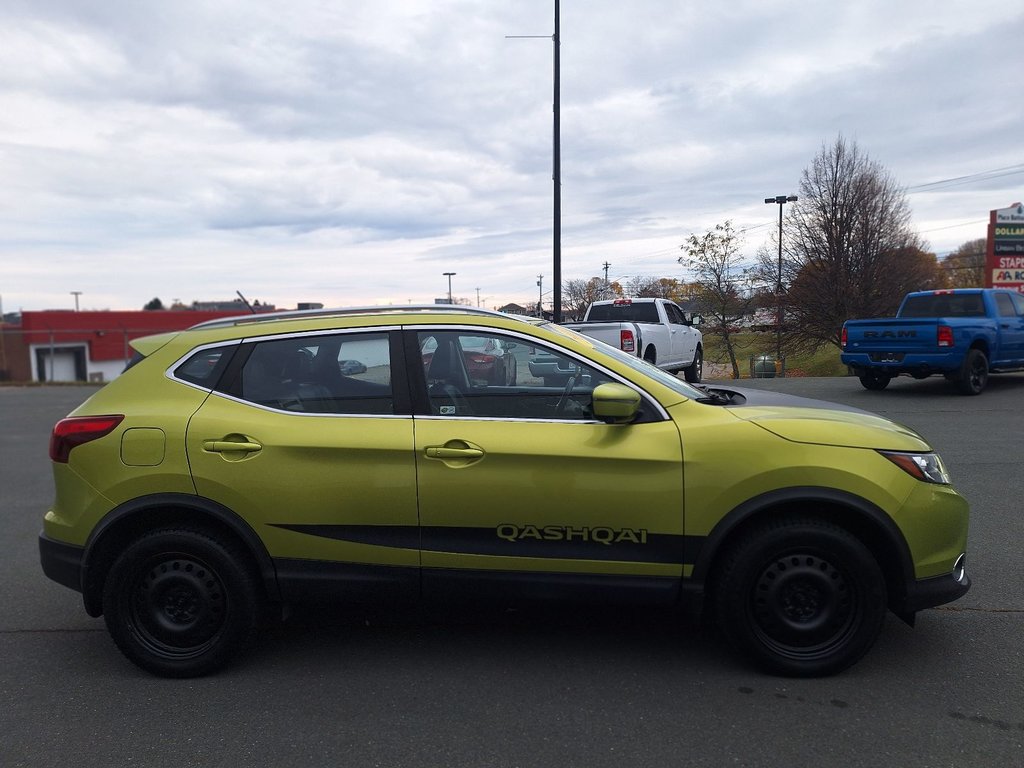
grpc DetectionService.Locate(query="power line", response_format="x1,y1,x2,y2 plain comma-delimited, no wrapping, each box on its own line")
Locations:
906,163,1024,192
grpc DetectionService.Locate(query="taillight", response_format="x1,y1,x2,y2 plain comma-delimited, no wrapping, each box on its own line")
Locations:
49,415,124,463
841,326,848,348
620,329,635,353
937,326,954,348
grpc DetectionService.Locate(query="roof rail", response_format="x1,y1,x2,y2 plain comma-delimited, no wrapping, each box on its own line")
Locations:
188,304,514,331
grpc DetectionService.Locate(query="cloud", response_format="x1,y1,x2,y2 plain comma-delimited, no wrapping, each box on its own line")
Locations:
1,1,1021,311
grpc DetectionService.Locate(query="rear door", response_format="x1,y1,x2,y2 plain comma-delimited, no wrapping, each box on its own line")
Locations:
993,292,1024,363
184,329,420,601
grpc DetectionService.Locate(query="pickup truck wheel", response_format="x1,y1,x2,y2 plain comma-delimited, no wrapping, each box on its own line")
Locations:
858,372,891,391
715,517,887,677
684,347,703,383
956,349,988,395
102,528,262,678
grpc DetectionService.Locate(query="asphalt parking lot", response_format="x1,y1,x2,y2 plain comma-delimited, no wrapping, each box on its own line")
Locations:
2,377,1022,767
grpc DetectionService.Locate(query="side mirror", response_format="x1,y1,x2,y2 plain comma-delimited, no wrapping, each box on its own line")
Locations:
591,383,641,424
684,313,703,326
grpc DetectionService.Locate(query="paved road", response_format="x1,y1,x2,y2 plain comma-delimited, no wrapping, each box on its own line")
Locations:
1,379,1021,767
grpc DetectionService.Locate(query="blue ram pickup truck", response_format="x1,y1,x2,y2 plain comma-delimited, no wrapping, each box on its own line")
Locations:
841,288,1024,395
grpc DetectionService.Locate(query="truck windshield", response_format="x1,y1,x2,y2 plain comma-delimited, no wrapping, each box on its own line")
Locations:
900,293,985,318
585,302,660,323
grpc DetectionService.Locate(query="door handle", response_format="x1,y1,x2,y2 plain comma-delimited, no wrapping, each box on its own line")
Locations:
425,446,484,459
424,440,485,467
203,439,263,453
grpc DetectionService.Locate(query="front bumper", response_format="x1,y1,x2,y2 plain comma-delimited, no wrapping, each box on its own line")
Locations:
895,553,970,624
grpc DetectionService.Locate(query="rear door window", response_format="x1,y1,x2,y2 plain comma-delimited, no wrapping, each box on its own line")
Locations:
230,332,394,414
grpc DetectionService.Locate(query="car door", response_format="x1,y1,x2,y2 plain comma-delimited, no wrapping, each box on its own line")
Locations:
665,303,696,367
994,292,1024,363
184,329,420,601
408,328,686,604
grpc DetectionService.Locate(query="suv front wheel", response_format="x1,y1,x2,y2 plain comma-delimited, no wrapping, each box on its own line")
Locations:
102,527,262,678
715,517,887,677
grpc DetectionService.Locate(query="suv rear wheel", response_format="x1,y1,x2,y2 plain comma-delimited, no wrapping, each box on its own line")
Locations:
715,517,887,677
102,527,262,678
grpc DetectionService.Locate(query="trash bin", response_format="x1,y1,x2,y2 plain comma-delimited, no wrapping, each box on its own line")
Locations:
752,355,776,378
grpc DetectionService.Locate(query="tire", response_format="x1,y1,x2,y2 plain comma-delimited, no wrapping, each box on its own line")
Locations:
858,372,891,391
714,517,887,677
102,528,263,678
684,346,703,383
955,348,988,395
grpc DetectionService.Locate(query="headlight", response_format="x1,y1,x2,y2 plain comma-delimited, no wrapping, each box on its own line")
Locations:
879,451,951,484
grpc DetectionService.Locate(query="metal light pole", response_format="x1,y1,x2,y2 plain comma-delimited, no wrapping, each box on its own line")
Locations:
71,291,82,312
443,272,456,304
764,195,797,365
507,0,561,323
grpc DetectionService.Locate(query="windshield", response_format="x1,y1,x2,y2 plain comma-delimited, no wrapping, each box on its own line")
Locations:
546,323,706,399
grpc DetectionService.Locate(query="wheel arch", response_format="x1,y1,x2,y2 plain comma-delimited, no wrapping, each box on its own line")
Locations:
81,493,279,617
692,487,915,617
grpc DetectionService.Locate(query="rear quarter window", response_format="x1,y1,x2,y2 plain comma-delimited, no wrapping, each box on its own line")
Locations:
173,346,235,388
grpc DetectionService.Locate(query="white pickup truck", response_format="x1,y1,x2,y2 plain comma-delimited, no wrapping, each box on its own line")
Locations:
550,297,703,382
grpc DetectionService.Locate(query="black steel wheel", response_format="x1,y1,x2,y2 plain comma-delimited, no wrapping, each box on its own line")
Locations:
715,517,887,677
955,348,988,395
858,372,891,391
102,528,262,678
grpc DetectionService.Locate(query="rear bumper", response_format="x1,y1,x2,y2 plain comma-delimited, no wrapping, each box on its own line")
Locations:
39,532,84,593
841,350,964,376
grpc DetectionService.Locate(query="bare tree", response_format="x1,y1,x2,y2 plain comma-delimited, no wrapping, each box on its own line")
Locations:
775,136,943,350
679,221,753,378
940,238,986,287
562,277,622,320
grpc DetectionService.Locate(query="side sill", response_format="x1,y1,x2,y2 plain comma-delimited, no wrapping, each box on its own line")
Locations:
273,559,420,604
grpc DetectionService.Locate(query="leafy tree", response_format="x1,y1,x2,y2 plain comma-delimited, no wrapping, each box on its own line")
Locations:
679,220,753,378
143,297,164,311
940,238,986,287
773,136,941,351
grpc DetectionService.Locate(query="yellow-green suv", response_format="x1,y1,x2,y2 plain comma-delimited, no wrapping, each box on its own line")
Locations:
40,306,970,678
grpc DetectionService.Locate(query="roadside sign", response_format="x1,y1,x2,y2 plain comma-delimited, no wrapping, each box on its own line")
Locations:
987,203,1024,293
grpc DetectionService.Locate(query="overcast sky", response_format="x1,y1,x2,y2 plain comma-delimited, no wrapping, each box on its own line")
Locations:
2,0,1021,313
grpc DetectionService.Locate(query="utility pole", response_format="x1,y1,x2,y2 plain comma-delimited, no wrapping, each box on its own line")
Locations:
476,287,481,307
71,291,82,312
536,274,544,317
